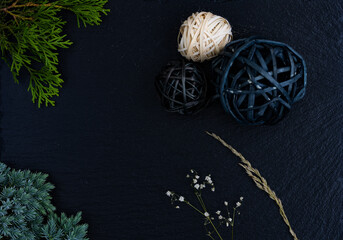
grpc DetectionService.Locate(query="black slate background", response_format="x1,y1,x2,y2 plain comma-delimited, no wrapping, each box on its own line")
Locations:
1,0,342,239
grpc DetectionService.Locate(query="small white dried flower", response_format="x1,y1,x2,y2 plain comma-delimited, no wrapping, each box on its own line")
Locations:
186,174,190,178
200,184,206,189
193,179,197,184
240,196,244,201
205,176,213,184
179,196,184,202
191,169,194,173
236,202,241,207
195,175,200,179
216,210,221,215
175,206,180,209
226,222,229,227
211,187,215,192
194,184,200,189
204,212,210,217
166,191,172,197
218,215,223,220
228,218,232,222
224,201,228,206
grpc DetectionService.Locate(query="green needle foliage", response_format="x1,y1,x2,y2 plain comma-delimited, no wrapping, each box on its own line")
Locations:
0,162,88,240
0,0,109,107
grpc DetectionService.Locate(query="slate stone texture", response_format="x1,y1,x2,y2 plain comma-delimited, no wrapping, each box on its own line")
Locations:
0,0,342,239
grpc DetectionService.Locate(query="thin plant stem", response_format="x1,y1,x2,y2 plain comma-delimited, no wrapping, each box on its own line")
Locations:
195,192,207,212
185,201,205,216
196,193,223,240
208,234,216,240
208,218,223,240
185,199,223,240
231,208,236,240
1,8,33,22
209,235,216,240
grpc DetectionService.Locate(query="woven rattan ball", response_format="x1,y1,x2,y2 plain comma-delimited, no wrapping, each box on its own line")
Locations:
155,60,207,115
178,12,232,62
212,37,307,125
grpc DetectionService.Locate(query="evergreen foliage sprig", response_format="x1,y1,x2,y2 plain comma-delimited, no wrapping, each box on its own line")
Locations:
0,162,88,240
0,0,109,107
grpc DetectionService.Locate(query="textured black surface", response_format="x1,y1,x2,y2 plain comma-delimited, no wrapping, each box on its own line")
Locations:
0,0,342,239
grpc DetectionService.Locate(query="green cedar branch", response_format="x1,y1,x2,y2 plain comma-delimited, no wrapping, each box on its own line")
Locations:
0,0,110,107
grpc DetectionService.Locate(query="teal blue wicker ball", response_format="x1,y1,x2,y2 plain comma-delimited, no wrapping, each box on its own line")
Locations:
212,37,307,125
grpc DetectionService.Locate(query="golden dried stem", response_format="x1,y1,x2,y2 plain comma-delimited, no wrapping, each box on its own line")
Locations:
206,131,299,240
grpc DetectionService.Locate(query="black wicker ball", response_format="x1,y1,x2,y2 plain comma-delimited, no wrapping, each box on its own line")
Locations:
155,60,207,115
212,37,307,125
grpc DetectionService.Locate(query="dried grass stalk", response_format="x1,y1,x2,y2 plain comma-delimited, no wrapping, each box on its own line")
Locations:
206,132,299,240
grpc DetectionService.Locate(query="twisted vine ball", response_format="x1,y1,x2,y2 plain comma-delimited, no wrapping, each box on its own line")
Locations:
155,60,207,115
212,37,307,125
178,12,233,62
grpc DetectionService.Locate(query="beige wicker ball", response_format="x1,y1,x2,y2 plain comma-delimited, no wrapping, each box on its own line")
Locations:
178,12,232,62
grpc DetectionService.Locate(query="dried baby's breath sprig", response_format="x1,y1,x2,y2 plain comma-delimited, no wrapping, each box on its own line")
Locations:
206,132,299,240
214,197,243,239
166,170,244,240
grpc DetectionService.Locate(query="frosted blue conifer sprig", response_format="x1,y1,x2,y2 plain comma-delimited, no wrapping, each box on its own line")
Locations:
0,162,88,240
